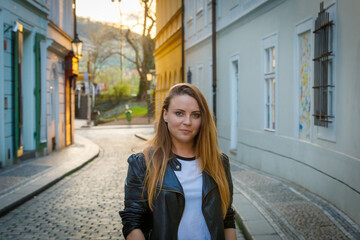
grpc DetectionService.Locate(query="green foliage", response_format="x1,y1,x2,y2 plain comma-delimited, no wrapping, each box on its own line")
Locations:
94,98,148,124
112,84,131,98
118,105,147,118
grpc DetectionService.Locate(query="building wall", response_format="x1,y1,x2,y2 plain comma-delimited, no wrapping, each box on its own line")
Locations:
184,0,216,112
0,0,48,167
185,0,360,224
46,52,67,152
0,0,73,166
154,31,182,118
185,37,213,111
154,0,182,119
0,9,6,167
46,0,73,152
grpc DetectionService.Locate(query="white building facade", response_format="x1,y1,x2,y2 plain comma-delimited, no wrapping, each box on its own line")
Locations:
185,0,360,224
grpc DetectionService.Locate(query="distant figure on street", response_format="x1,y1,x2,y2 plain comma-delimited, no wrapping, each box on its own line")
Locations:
119,83,236,240
125,104,132,124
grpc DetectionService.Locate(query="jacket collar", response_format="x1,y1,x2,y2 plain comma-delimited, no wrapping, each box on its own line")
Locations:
157,157,183,193
158,157,218,198
202,170,218,199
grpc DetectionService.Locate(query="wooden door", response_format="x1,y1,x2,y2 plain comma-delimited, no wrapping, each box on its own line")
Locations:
65,78,71,146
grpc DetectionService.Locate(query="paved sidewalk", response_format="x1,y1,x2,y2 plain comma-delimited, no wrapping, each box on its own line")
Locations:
0,134,99,217
135,132,360,240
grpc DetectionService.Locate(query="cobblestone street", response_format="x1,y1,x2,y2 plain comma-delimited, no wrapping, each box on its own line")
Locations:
0,127,148,240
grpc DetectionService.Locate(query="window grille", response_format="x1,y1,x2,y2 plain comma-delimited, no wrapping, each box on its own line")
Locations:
313,2,334,127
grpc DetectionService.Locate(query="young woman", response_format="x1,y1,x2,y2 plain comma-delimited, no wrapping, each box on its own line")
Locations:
120,83,236,240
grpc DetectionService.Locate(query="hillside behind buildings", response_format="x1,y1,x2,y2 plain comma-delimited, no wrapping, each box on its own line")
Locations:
76,17,151,124
77,16,140,93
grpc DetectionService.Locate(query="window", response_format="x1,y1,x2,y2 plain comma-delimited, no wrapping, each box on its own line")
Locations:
313,2,335,128
208,61,213,112
50,67,57,122
295,18,313,141
230,56,239,151
187,0,194,21
196,64,203,89
196,0,204,14
262,34,277,131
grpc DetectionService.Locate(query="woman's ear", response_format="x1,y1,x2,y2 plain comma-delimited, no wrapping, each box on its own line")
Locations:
163,109,168,123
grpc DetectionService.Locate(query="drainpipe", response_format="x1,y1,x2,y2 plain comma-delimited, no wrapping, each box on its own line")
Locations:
212,0,217,120
181,0,185,82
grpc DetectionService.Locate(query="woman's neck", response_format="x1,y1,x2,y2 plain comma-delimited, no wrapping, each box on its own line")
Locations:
171,143,195,158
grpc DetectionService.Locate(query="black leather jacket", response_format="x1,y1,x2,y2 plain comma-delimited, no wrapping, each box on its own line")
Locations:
119,153,235,240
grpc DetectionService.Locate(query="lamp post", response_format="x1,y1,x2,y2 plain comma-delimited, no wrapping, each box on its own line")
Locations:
72,0,83,57
72,0,86,126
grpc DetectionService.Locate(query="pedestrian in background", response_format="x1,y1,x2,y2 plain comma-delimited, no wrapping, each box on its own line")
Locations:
120,83,236,240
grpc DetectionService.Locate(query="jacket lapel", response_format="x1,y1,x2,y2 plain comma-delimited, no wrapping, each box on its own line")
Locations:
157,157,183,193
202,171,218,199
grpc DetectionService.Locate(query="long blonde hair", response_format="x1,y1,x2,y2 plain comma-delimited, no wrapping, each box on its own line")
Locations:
143,83,230,218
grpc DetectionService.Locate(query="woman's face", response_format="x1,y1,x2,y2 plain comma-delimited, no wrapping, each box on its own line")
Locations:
163,94,202,147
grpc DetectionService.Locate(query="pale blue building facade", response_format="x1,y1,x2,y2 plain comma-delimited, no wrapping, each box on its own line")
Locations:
0,0,49,167
185,0,360,225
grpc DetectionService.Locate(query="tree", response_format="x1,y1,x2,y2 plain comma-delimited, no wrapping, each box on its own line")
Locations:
114,0,155,101
86,25,118,81
78,17,137,84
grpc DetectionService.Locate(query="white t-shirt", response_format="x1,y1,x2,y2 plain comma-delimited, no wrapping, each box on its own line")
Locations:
174,155,211,240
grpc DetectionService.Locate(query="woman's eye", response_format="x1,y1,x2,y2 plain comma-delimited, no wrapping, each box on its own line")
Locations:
192,113,200,118
175,112,183,116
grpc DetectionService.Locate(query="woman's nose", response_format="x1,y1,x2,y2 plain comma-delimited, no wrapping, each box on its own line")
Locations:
183,114,191,125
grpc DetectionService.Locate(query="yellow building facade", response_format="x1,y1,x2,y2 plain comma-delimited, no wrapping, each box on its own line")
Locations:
154,0,183,120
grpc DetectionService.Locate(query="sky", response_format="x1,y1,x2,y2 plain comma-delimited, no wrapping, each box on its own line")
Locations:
76,0,155,35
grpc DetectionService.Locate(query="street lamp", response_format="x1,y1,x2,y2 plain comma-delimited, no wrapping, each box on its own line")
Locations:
147,73,152,123
72,0,83,57
147,71,155,123
146,73,152,82
71,34,83,57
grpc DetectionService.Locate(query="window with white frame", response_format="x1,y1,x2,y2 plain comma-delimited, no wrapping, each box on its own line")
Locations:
295,18,313,141
263,34,277,131
313,2,335,129
50,66,57,123
230,56,239,151
196,64,203,89
196,0,204,14
313,2,336,142
187,0,194,21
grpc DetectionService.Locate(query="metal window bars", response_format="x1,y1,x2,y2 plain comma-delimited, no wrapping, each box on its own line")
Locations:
313,2,334,127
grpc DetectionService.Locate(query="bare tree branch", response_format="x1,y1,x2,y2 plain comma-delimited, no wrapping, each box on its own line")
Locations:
113,51,137,64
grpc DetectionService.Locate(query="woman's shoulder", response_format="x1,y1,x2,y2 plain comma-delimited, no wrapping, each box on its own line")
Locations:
220,152,230,168
220,152,230,164
127,153,147,169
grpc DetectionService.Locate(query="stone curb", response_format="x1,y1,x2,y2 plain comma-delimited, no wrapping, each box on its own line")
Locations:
134,133,150,141
77,124,155,130
234,205,254,240
0,135,100,217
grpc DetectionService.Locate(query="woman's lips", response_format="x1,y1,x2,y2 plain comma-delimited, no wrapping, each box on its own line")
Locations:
180,129,191,134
